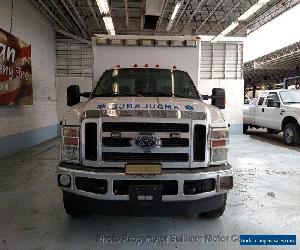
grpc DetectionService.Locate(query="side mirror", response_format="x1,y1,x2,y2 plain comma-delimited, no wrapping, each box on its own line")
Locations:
67,85,80,106
201,95,209,100
211,88,225,109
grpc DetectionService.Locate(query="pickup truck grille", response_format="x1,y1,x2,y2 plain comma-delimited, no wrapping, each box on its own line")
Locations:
102,122,189,132
83,119,206,166
102,137,189,147
102,152,189,162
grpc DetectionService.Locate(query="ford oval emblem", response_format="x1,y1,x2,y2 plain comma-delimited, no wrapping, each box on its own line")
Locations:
130,136,160,151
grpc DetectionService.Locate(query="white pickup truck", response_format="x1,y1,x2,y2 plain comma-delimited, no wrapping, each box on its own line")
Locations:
57,67,233,218
243,89,300,146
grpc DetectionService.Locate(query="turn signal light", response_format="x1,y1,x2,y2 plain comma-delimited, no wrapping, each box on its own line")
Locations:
62,127,78,137
63,137,79,146
211,139,226,148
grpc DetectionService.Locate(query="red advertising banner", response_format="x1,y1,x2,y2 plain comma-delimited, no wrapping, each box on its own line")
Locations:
0,28,32,105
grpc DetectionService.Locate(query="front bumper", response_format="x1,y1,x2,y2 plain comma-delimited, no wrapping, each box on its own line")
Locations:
63,191,227,216
57,163,233,202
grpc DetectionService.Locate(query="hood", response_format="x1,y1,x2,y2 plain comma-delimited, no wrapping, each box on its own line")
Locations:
64,97,225,125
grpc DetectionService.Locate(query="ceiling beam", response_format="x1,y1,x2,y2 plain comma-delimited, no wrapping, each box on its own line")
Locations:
195,0,226,33
124,0,129,30
171,0,192,33
206,0,244,34
87,0,102,32
60,0,88,38
232,0,278,36
140,0,145,31
55,28,91,45
66,0,90,38
48,0,74,29
36,0,68,31
181,0,207,32
156,0,168,31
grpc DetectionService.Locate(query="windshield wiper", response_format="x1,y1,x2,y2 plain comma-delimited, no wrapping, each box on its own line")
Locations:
94,93,143,97
154,92,172,97
173,94,188,98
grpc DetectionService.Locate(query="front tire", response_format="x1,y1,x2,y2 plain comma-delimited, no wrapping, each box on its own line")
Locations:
63,191,86,217
283,123,300,146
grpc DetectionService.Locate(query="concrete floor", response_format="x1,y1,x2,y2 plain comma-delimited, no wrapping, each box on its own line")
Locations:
0,135,299,250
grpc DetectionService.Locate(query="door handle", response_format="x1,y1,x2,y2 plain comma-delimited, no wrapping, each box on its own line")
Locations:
280,109,285,115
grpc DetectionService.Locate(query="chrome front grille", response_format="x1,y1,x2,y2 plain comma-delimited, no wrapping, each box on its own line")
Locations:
101,120,191,165
82,117,207,168
102,122,189,132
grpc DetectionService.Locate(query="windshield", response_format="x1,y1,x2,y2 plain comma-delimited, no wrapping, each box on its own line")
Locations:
92,68,200,99
279,90,300,104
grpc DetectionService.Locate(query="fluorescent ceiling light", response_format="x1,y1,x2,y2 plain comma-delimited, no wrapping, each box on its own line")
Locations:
170,2,181,20
166,2,182,31
95,0,116,35
219,22,239,36
211,0,271,42
238,0,272,21
96,0,110,14
211,22,239,42
103,16,115,35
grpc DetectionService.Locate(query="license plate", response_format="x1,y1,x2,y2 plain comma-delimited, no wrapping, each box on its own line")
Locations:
129,185,162,206
125,164,162,175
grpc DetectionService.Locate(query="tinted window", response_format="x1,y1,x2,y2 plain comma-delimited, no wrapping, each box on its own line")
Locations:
92,68,200,99
267,92,280,102
258,97,265,105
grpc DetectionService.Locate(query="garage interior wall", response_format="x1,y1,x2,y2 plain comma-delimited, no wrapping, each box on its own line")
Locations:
199,42,244,134
0,0,57,158
55,38,93,122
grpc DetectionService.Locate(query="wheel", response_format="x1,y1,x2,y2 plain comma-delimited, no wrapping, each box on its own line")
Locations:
201,194,227,218
283,123,300,146
243,124,248,134
63,191,86,217
267,128,280,134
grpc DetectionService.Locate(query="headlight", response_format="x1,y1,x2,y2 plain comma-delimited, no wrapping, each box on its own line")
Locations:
61,126,80,163
210,127,228,165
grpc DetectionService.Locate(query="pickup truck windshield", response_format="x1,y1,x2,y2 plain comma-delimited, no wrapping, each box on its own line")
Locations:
92,68,200,99
279,90,300,104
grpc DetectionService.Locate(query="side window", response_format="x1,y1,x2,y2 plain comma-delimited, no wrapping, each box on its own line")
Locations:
95,71,112,96
258,97,265,105
174,71,198,99
267,92,280,102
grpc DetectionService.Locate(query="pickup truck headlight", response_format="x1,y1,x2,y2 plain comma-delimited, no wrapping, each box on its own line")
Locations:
61,126,80,163
210,127,228,164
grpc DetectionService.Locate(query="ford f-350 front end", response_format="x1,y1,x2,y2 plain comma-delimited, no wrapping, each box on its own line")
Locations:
57,68,233,217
